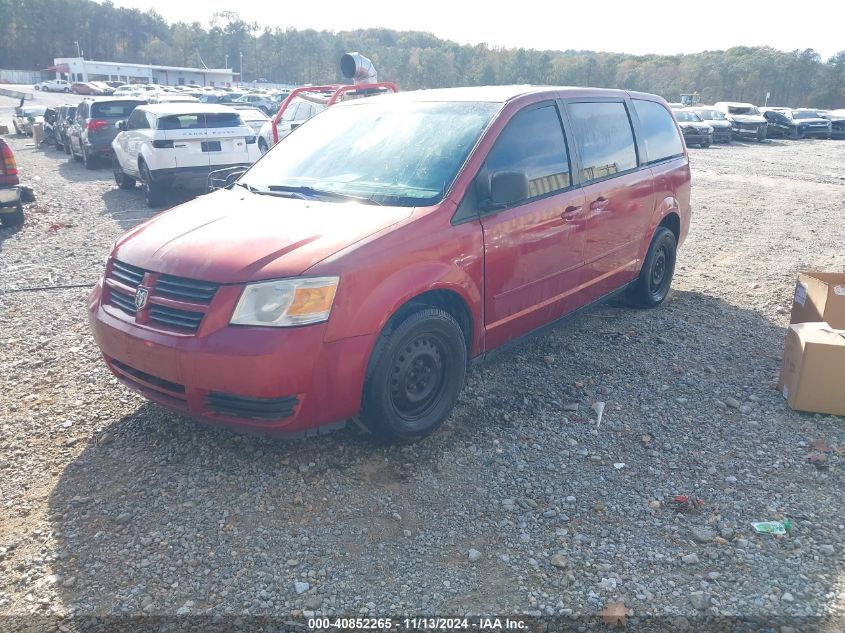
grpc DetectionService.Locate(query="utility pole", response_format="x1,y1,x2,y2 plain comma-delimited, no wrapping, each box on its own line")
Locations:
74,41,81,57
239,50,243,85
225,53,228,69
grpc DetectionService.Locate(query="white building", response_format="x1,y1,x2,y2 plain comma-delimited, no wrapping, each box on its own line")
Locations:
48,57,237,87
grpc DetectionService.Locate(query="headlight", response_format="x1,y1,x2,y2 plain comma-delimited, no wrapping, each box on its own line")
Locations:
230,276,339,327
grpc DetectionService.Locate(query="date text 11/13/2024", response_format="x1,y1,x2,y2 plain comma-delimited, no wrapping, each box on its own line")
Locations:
307,617,528,630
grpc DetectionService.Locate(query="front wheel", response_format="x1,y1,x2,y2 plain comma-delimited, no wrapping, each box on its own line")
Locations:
258,137,269,154
140,161,165,207
700,141,711,148
361,308,467,442
757,127,767,142
63,87,70,93
627,226,677,308
113,156,136,189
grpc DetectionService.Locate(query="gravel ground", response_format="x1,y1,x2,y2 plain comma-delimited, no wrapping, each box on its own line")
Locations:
2,93,845,630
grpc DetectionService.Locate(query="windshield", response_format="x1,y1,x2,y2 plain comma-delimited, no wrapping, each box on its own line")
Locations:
695,110,725,121
91,101,146,118
674,111,702,122
23,106,47,116
792,110,822,119
727,106,760,115
241,100,500,207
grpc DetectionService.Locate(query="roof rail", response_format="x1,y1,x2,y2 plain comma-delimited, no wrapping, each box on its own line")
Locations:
270,82,399,144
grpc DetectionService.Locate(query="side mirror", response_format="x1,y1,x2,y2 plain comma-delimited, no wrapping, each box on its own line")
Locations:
487,171,529,209
117,120,126,131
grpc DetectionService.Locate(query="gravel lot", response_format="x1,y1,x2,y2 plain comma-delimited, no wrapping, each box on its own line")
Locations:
2,90,845,630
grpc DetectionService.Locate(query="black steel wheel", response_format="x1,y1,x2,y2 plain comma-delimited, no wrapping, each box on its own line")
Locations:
361,307,467,442
627,226,677,308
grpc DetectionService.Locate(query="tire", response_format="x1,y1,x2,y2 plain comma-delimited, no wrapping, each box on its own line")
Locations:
113,156,136,189
0,204,24,228
63,87,70,93
63,135,71,154
756,127,767,142
139,161,165,207
258,137,269,154
626,226,677,308
82,145,95,169
360,307,467,442
700,141,711,148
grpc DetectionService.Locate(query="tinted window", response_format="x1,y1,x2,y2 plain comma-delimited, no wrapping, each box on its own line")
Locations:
157,114,203,130
91,101,144,118
634,100,685,163
484,104,571,203
126,109,149,130
206,112,243,128
569,102,637,181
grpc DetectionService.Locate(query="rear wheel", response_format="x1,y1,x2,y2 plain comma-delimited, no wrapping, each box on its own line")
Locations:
0,204,24,228
63,135,71,154
361,308,467,442
63,87,70,93
113,155,136,189
627,226,677,308
82,145,96,169
139,161,165,207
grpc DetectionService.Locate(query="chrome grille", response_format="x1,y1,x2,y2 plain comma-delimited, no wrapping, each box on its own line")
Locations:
109,288,137,315
111,260,144,287
149,305,204,331
154,274,218,304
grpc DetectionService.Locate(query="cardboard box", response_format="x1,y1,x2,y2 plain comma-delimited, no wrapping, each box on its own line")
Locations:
779,322,845,416
0,124,9,135
790,272,845,329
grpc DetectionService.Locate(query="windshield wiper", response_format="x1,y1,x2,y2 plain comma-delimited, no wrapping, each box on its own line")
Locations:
267,185,381,206
234,181,296,198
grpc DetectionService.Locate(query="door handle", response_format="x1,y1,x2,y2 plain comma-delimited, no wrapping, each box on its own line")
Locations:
561,205,582,220
590,196,609,211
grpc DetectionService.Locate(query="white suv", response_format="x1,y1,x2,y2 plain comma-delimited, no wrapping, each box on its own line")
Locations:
257,96,325,153
35,79,71,92
111,103,261,207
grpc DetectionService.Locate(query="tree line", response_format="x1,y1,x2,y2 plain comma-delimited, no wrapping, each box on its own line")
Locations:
1,0,843,108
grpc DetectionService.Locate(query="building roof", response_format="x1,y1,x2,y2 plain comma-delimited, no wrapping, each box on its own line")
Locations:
54,57,232,74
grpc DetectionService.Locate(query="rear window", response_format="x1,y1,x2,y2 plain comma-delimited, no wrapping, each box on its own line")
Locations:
157,113,243,130
633,100,684,164
206,112,243,128
91,101,145,118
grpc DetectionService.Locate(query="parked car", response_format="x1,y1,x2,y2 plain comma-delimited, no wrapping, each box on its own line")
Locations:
257,96,325,153
67,98,147,169
147,94,200,104
691,107,732,143
761,108,832,139
229,105,269,135
12,105,47,136
89,86,691,441
820,109,845,139
111,103,261,206
113,85,143,97
0,138,24,227
233,93,277,115
90,81,115,95
713,102,768,141
72,82,104,95
672,109,713,147
55,104,77,153
35,78,71,92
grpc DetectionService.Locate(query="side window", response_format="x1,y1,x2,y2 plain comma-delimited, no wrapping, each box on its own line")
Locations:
282,102,300,122
296,103,314,121
632,100,684,165
76,103,87,121
127,110,149,130
482,103,572,205
568,101,637,182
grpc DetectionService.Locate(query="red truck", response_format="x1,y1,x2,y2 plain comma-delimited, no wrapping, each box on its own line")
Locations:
88,86,691,441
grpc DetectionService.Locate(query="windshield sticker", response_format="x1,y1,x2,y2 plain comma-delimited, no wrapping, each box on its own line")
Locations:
834,285,845,296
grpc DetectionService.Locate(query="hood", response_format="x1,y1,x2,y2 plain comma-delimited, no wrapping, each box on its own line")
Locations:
679,121,711,131
727,113,766,124
114,188,413,283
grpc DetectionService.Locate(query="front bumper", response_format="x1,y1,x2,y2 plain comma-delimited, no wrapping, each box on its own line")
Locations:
87,279,375,434
682,131,712,145
732,124,765,138
0,186,22,211
798,126,831,138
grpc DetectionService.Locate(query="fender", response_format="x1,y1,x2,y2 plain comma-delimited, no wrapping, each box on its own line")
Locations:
638,194,681,260
324,260,484,354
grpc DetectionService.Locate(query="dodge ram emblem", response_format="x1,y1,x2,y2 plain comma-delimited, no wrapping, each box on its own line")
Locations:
134,287,149,310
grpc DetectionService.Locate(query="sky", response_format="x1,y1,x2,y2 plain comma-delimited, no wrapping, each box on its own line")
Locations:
111,0,843,61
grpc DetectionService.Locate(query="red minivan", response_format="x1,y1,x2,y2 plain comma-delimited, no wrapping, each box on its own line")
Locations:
88,86,691,441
